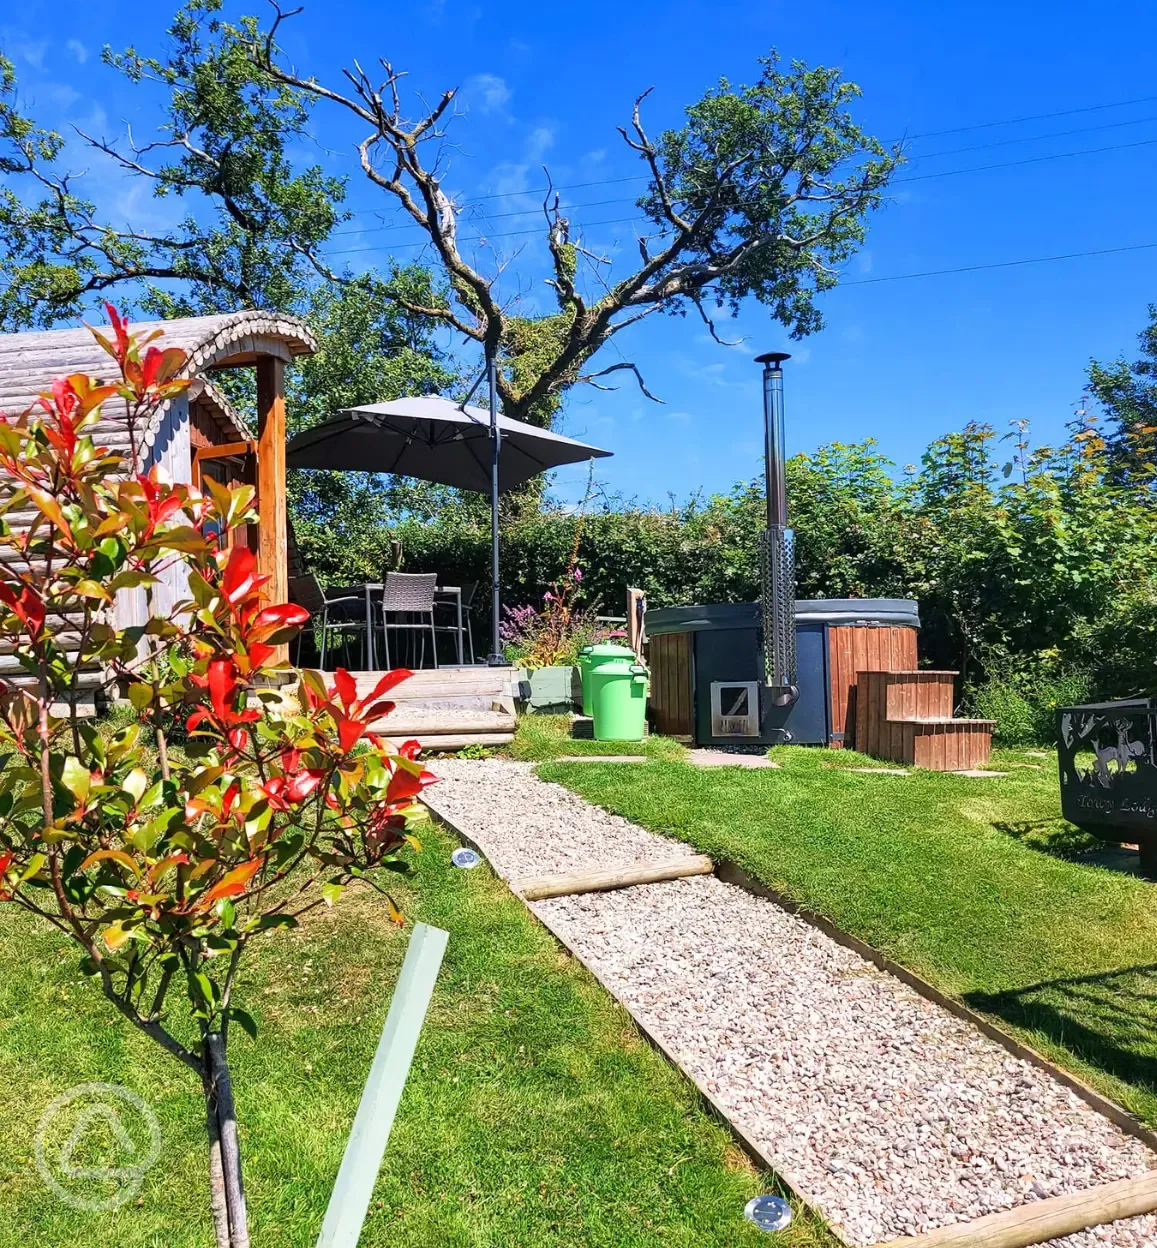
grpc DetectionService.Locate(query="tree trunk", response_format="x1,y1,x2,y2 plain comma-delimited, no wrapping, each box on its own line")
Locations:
203,1032,250,1248
203,1065,232,1248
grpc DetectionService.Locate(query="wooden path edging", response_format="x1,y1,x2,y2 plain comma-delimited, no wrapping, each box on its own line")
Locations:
423,792,1157,1247
870,1171,1157,1248
510,856,714,901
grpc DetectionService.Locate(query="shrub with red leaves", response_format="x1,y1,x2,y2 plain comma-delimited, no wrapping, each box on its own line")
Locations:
0,308,435,1246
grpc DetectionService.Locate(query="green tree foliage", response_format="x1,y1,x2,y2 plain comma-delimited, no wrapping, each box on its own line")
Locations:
0,3,347,328
1087,303,1157,481
333,415,1155,719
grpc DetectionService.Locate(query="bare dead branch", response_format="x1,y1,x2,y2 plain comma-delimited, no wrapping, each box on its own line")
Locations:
577,360,664,403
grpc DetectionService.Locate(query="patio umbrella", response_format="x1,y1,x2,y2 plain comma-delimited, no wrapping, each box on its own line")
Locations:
286,385,612,664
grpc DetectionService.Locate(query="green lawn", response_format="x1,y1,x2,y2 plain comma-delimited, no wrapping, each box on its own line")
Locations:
0,813,833,1248
537,737,1157,1127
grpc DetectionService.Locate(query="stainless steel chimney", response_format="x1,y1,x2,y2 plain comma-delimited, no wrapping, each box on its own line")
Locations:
755,352,798,706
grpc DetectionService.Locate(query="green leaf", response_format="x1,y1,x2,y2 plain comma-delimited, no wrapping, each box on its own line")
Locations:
122,768,150,803
19,852,46,883
228,1007,259,1041
127,683,154,712
217,898,237,928
252,913,298,932
192,972,220,1010
60,756,91,802
321,881,344,907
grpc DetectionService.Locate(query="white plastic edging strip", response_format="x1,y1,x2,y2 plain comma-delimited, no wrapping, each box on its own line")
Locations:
315,921,449,1248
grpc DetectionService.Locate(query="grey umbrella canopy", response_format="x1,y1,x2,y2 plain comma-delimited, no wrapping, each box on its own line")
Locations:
285,395,611,490
286,390,612,667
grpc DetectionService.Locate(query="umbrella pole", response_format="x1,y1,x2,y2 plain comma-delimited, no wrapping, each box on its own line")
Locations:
486,349,505,666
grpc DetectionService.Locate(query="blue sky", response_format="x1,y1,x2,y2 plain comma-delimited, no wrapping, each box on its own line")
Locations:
4,0,1157,507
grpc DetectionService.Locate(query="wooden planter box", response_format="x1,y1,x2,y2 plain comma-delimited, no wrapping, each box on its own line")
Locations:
523,665,581,712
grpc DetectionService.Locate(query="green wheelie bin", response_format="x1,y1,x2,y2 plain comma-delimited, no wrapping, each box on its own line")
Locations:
589,657,649,741
578,642,636,717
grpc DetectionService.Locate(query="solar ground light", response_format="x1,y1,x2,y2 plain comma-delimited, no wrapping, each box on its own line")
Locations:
450,847,481,869
744,1194,793,1232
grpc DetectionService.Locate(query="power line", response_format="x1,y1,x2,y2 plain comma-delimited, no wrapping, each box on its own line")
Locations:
327,214,643,257
841,240,1157,286
902,93,1157,140
915,112,1157,160
895,134,1157,182
328,120,1157,243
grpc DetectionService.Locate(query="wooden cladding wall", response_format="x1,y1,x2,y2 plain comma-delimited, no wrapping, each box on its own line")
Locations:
648,632,693,738
827,624,918,748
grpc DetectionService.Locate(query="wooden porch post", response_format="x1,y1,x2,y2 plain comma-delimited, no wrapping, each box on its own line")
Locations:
255,356,289,657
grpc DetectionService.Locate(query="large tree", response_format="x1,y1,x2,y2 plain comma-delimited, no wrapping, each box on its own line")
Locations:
2,1,899,428
247,5,900,425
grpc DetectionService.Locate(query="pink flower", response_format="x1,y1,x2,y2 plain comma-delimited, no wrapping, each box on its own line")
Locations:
544,591,553,601
573,568,583,581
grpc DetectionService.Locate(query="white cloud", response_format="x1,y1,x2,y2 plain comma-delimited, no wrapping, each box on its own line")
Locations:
465,72,511,115
66,39,88,64
10,38,47,68
526,125,555,160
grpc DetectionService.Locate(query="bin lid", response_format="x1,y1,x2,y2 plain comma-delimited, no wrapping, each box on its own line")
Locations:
591,660,648,676
586,643,637,659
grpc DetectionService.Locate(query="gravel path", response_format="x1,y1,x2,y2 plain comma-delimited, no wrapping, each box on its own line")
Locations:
427,760,700,880
425,760,1157,1247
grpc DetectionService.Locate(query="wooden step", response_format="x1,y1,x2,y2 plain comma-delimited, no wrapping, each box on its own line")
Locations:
855,670,994,770
333,667,522,701
855,670,958,750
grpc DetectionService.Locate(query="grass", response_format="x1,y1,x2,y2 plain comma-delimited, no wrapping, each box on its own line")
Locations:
0,812,835,1248
536,739,1157,1128
510,714,685,763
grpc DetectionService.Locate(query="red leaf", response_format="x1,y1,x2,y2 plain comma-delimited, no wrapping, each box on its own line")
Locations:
222,546,259,605
206,658,237,720
286,770,324,802
199,858,262,908
386,767,437,802
361,668,412,704
360,700,396,723
0,852,12,876
399,739,422,761
253,603,309,631
337,717,365,754
332,668,357,710
247,642,275,669
227,727,249,754
104,302,130,358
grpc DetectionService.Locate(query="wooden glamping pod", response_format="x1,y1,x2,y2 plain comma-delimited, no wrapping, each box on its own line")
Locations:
0,311,318,705
647,598,993,769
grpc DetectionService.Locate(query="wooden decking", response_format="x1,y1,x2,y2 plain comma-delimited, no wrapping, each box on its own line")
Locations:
322,666,521,751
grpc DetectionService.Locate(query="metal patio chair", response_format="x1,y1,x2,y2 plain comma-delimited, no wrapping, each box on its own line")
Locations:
434,580,477,665
378,572,439,670
289,574,370,669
